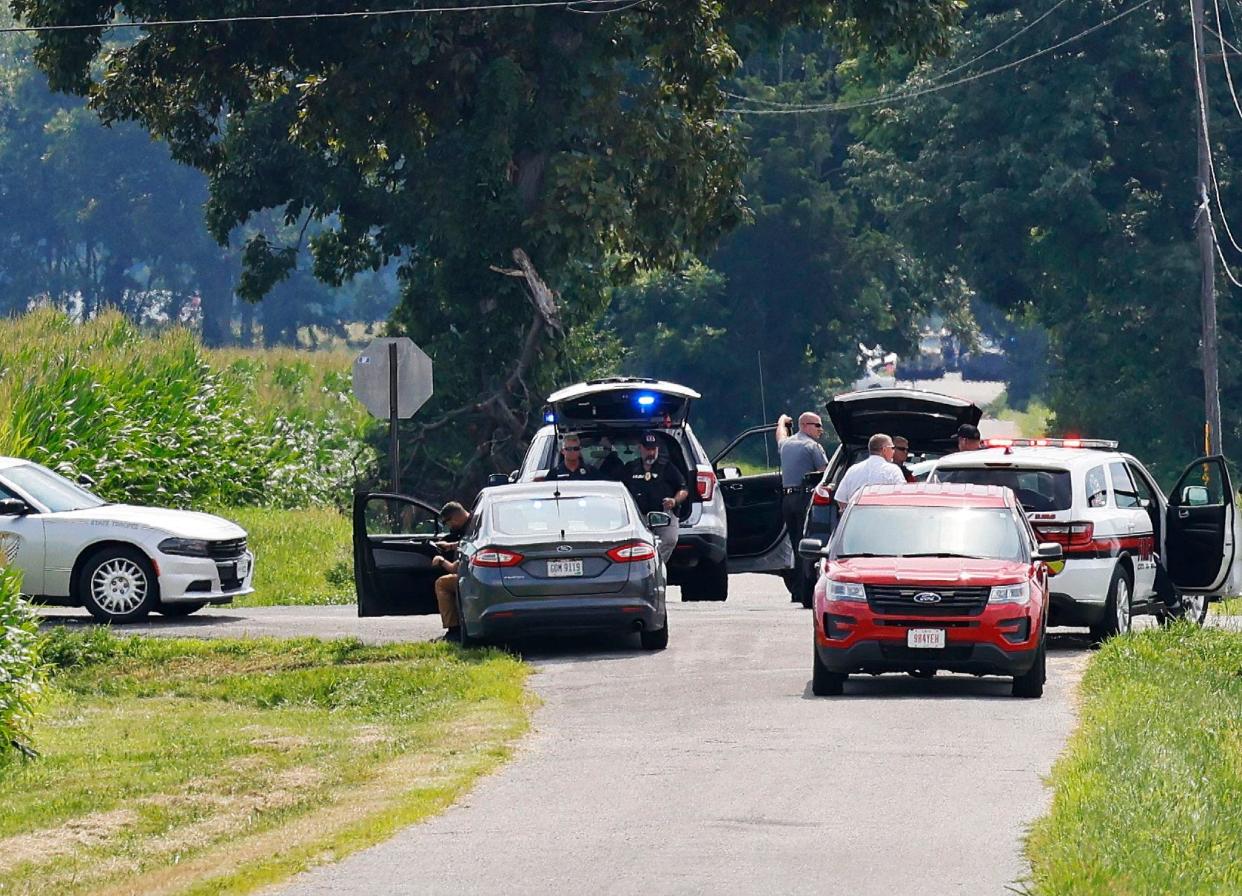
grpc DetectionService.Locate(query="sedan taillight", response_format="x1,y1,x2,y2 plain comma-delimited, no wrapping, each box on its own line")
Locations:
696,470,717,501
606,541,658,563
472,547,525,568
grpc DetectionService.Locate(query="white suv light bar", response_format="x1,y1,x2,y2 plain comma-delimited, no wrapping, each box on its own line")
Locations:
983,437,1119,450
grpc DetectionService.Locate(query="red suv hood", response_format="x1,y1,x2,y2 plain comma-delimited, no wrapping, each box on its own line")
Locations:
827,557,1028,587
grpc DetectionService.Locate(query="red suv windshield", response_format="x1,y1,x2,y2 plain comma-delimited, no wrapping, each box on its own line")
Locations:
834,505,1027,562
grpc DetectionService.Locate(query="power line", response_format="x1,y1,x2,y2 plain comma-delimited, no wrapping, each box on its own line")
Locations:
726,0,1072,111
723,0,1159,116
928,0,1073,84
0,0,646,34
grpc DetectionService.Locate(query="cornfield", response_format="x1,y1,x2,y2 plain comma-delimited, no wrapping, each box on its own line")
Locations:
0,309,376,509
0,565,39,763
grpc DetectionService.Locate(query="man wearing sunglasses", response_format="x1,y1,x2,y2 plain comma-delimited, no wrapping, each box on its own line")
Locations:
777,412,830,601
546,432,595,481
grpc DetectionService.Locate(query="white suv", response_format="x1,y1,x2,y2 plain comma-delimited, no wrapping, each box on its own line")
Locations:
506,378,732,602
930,439,1236,638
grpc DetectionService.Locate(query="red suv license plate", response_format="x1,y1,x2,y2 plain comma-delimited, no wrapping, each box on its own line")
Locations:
907,629,946,649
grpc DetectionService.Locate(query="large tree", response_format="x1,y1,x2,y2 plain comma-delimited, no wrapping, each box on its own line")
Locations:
854,0,1242,481
11,0,958,493
610,27,968,446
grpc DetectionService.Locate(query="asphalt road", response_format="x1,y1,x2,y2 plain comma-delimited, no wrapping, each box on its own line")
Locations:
41,574,1088,895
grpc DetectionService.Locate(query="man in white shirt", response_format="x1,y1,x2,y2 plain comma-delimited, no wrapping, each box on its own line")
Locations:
834,433,907,511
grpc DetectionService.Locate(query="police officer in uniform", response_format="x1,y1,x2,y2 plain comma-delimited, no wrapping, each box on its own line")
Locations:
623,431,688,563
777,412,830,602
546,432,594,481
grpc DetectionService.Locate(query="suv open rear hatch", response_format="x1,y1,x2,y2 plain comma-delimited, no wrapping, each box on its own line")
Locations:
546,377,699,432
827,388,982,449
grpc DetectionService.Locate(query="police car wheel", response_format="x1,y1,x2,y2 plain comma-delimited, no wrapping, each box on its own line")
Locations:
1089,565,1133,642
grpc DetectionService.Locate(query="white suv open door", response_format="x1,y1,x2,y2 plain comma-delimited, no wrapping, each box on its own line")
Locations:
1165,455,1236,594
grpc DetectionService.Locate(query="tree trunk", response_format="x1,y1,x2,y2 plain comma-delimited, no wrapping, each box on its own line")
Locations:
199,261,234,347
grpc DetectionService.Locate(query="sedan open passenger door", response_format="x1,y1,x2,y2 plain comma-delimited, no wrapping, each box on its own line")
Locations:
353,492,444,616
1165,456,1236,594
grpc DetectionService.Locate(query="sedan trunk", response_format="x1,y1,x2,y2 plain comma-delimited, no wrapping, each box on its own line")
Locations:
501,541,631,597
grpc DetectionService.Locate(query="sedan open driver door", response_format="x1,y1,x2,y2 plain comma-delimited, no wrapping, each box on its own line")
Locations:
354,492,445,617
1165,456,1236,594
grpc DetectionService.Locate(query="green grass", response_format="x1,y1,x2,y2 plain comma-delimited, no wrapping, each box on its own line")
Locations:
1213,596,1242,615
1027,625,1242,894
0,629,530,896
214,506,354,607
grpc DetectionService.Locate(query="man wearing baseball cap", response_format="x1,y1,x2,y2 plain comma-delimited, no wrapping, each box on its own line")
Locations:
623,431,689,563
956,423,983,452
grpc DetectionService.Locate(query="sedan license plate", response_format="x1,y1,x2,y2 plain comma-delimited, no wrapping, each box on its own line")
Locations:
907,629,946,649
236,556,251,580
547,559,584,578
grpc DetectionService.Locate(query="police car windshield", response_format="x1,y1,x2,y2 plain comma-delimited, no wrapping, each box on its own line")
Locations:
835,506,1027,563
491,496,630,537
4,462,107,513
935,467,1072,513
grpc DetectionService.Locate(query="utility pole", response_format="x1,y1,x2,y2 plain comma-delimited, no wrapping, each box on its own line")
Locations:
1194,0,1224,456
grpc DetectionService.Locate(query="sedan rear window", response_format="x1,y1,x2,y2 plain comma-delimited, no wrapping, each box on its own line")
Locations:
835,505,1027,563
935,467,1072,512
491,496,630,537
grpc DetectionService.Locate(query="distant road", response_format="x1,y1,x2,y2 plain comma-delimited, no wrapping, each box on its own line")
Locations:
900,373,1023,439
44,574,1088,895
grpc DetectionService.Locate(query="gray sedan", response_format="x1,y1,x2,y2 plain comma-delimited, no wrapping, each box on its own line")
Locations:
458,482,670,649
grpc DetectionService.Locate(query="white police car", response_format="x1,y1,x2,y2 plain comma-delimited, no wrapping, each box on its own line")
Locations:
931,439,1235,638
0,457,255,623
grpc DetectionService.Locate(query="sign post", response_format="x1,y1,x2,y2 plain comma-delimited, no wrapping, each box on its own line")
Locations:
353,337,434,492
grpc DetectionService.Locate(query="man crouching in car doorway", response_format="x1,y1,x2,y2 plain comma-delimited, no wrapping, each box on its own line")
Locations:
777,412,829,602
431,502,471,643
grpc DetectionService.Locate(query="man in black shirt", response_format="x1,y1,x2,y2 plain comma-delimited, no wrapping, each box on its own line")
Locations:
545,432,594,481
593,435,626,481
623,432,688,562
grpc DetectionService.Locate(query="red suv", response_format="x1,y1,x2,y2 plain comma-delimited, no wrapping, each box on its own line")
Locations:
801,483,1062,698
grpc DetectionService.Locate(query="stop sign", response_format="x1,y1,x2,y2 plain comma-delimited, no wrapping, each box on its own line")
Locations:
352,337,433,420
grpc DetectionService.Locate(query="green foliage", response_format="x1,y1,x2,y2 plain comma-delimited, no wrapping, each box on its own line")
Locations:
853,0,1242,480
609,29,967,445
1028,625,1242,894
0,566,40,764
0,309,375,508
214,506,354,607
1,629,530,895
11,0,959,492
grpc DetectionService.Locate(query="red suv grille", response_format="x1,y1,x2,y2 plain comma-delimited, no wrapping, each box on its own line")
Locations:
865,585,990,617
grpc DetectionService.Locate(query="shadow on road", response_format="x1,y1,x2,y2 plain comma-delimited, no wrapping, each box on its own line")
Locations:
1047,630,1098,652
500,630,652,665
797,630,1097,701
